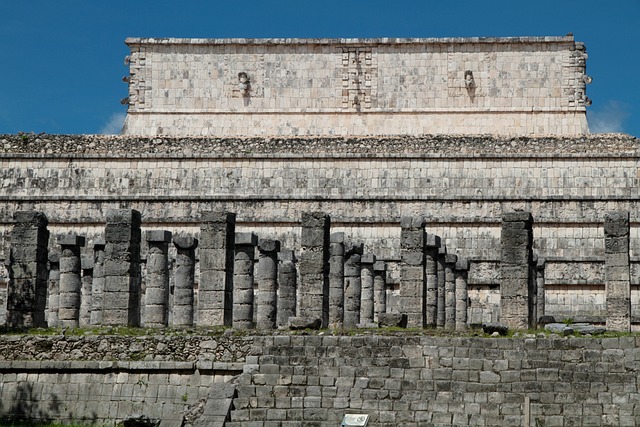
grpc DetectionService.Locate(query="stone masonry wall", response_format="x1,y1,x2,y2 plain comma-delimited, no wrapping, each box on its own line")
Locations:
230,335,640,427
0,334,251,425
122,36,589,136
3,334,640,426
1,133,640,325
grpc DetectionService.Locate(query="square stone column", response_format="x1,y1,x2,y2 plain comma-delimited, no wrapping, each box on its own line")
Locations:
199,212,236,327
277,250,297,328
500,211,534,330
604,211,631,332
400,216,426,328
90,238,106,325
425,234,440,327
103,209,142,327
47,252,60,327
7,211,49,328
80,254,93,327
298,212,330,327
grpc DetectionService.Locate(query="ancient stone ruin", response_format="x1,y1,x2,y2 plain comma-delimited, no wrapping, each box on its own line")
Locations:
3,36,640,426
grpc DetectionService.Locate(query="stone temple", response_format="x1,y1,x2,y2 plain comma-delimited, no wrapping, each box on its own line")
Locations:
1,36,640,426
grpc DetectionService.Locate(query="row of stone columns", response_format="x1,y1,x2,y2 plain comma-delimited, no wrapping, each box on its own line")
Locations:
399,216,470,330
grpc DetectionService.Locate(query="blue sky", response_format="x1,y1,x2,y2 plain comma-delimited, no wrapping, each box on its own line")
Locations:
0,1,638,136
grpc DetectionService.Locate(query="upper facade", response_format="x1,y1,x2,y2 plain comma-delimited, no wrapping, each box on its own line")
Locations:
122,36,591,136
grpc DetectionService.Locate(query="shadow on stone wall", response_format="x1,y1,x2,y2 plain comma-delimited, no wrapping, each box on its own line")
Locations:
0,382,97,425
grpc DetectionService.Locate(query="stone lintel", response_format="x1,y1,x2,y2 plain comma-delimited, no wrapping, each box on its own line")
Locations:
57,233,86,247
145,230,172,243
235,232,258,246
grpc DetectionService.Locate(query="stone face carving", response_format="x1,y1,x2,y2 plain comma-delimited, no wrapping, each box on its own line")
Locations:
238,72,250,97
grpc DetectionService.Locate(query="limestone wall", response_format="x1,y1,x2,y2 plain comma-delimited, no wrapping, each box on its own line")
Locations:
1,134,639,325
122,37,589,136
2,334,640,426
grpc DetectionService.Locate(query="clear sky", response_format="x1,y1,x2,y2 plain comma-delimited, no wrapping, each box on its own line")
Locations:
0,0,638,136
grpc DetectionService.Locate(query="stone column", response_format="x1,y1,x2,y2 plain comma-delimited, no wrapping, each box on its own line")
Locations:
328,232,345,328
500,211,534,330
80,255,93,327
233,232,257,330
373,261,387,322
455,257,469,331
344,243,363,328
400,216,426,328
47,252,60,328
436,244,447,328
90,238,105,325
536,257,546,321
604,211,631,332
172,235,198,327
360,253,376,326
57,233,85,328
103,209,142,327
199,212,236,327
298,212,330,327
425,233,440,327
257,238,280,330
7,211,49,328
145,230,172,328
277,250,297,328
444,253,457,330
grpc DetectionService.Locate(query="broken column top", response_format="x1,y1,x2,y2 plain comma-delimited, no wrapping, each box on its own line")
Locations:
13,211,48,227
301,211,330,227
400,216,426,229
201,211,236,224
106,209,141,225
278,249,297,262
173,235,198,250
361,253,376,264
502,211,533,224
604,211,630,237
258,238,280,253
145,230,173,243
235,232,258,246
57,233,86,247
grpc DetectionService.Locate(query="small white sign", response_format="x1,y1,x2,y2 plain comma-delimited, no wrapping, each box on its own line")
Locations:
342,414,370,426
